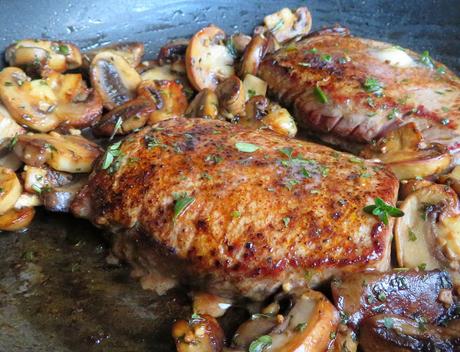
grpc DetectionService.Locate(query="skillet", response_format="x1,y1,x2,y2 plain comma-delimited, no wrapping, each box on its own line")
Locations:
0,0,459,351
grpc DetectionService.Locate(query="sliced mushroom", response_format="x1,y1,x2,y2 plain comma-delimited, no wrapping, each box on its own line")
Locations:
21,165,73,194
14,132,102,173
157,38,189,65
92,96,154,137
172,314,224,352
185,89,219,119
42,175,87,212
185,25,235,91
328,327,357,352
0,167,22,214
399,178,434,200
231,289,339,352
5,39,82,76
215,76,246,119
239,34,268,78
14,193,42,209
395,184,460,273
0,206,35,231
82,42,144,69
242,74,267,101
331,270,455,329
360,314,460,352
229,33,252,56
137,80,188,124
439,166,460,196
0,68,102,131
0,105,25,171
240,95,269,128
262,103,297,137
90,52,142,110
137,60,185,81
360,122,451,179
263,7,313,43
192,292,232,318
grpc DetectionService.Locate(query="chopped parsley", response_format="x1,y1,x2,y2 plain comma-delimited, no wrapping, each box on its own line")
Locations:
189,313,203,325
205,154,223,164
173,192,195,220
235,142,260,153
231,210,241,218
420,50,434,68
101,141,122,170
436,66,446,74
295,322,307,332
249,335,272,352
247,89,256,99
283,217,290,227
110,117,123,140
408,228,417,242
383,317,394,329
320,54,332,62
363,197,404,225
418,263,427,271
145,135,165,149
387,108,399,120
8,133,18,150
363,77,384,96
313,85,328,104
225,38,237,58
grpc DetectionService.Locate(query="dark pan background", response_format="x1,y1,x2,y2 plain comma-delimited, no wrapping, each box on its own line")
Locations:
0,1,459,351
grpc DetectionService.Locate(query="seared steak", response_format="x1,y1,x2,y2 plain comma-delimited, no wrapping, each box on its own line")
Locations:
71,118,398,300
259,30,460,156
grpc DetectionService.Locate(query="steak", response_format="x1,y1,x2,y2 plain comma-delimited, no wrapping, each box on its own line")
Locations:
71,117,398,300
258,30,460,156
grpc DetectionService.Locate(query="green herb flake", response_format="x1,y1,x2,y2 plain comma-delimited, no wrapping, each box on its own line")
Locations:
231,210,241,218
349,156,363,164
295,322,307,332
408,228,417,242
173,192,195,220
321,54,332,62
436,66,446,75
31,184,43,194
225,38,237,58
420,50,434,68
363,77,384,96
8,133,18,150
235,141,260,153
283,217,290,227
205,154,223,164
313,85,329,104
110,117,123,140
418,262,426,271
249,335,272,352
270,19,284,33
383,317,394,329
377,291,387,302
363,197,404,225
189,313,203,325
101,141,122,170
387,108,400,120
441,106,450,113
4,81,13,87
145,135,165,149
339,311,350,324
247,89,256,99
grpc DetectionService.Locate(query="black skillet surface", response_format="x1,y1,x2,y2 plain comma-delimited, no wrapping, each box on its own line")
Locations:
0,1,459,351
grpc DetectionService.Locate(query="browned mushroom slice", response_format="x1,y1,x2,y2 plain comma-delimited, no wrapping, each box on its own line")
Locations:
399,178,434,200
0,167,22,214
239,95,269,129
42,175,87,212
92,97,155,137
230,33,252,56
360,314,460,352
261,103,297,137
185,89,219,119
90,52,142,110
186,25,235,91
328,327,358,352
215,75,246,119
192,292,232,318
14,132,102,173
263,7,313,43
239,34,268,77
395,184,460,275
0,105,25,170
137,60,184,81
0,68,102,131
243,74,267,101
137,80,188,124
0,206,35,231
172,314,224,352
5,39,82,76
331,270,455,330
231,289,339,352
439,166,460,196
157,38,189,64
360,122,451,179
82,42,144,69
21,165,73,194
